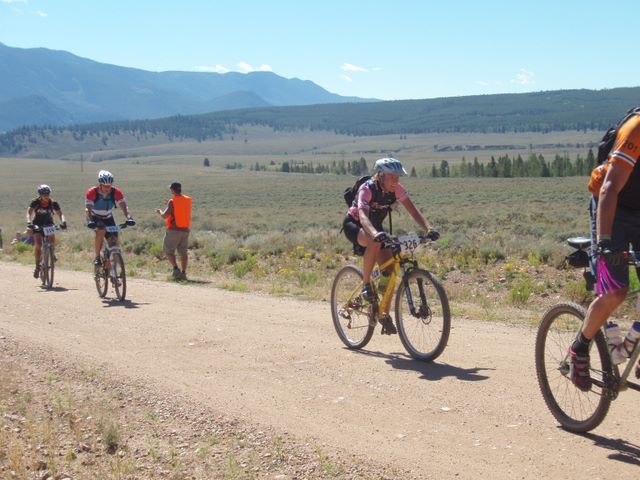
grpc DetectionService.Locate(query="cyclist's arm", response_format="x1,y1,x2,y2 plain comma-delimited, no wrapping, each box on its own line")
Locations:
53,202,65,224
120,200,131,218
26,206,34,223
356,184,379,238
358,208,378,238
85,206,95,223
399,196,430,232
597,161,632,239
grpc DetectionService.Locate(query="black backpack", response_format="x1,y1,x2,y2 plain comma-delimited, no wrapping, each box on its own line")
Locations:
343,176,372,207
596,106,640,165
343,175,394,234
588,107,640,196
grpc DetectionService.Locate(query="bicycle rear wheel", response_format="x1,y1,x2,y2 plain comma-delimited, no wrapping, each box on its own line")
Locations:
94,260,108,298
331,265,375,349
111,253,127,301
535,302,614,433
395,269,450,362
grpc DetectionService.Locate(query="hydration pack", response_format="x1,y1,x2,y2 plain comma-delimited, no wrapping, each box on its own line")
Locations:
588,107,640,196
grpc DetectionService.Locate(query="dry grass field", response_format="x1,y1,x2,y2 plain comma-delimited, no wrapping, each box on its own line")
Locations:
5,128,640,480
0,127,615,315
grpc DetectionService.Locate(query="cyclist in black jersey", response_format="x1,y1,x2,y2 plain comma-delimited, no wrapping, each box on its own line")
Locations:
26,185,66,278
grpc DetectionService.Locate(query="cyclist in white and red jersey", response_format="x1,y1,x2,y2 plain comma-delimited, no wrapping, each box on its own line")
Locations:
342,157,439,334
85,170,135,265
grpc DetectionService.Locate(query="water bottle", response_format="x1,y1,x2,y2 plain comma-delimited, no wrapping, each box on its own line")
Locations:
605,323,626,365
622,321,640,358
371,266,380,280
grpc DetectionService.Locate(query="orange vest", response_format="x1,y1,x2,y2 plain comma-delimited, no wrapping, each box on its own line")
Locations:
166,194,192,229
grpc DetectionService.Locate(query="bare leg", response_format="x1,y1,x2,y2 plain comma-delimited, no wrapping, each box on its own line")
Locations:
358,229,379,284
94,231,106,257
581,289,627,339
34,235,42,265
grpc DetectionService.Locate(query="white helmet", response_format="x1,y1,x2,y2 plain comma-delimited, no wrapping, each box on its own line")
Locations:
374,157,407,176
37,184,52,195
98,170,114,185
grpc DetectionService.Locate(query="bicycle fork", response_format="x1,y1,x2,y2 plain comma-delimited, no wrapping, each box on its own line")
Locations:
403,275,431,320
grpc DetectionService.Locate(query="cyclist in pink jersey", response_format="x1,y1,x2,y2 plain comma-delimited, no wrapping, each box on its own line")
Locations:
342,157,439,334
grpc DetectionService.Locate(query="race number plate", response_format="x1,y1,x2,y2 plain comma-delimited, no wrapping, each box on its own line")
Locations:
42,225,56,236
396,233,421,254
105,225,120,233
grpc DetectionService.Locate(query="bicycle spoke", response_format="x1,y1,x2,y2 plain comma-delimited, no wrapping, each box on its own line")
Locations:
535,303,613,433
331,266,375,349
395,269,450,361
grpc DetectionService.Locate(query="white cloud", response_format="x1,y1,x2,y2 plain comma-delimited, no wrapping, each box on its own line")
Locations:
195,64,229,73
512,68,535,85
1,0,28,3
341,63,368,73
195,62,272,74
35,9,46,17
237,62,253,73
340,74,353,83
236,62,272,73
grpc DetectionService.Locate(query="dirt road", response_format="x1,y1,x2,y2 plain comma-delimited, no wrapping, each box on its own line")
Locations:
1,262,639,479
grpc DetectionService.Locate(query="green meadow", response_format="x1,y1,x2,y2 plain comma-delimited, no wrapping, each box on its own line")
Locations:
0,128,605,320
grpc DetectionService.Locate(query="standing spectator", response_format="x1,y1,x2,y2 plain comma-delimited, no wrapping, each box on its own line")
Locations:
156,182,192,280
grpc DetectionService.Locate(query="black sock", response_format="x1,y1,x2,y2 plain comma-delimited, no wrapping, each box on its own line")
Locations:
572,333,591,354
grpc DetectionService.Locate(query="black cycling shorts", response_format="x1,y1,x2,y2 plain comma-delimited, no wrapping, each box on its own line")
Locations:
342,215,384,256
596,207,640,295
92,215,118,238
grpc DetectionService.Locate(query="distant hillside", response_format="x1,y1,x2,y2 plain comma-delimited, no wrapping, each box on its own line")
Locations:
0,42,373,131
2,86,640,157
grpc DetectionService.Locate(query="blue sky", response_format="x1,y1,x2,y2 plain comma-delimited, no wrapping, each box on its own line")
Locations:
1,0,638,101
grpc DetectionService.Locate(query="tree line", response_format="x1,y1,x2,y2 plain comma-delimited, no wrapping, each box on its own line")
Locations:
248,151,597,178
429,151,596,178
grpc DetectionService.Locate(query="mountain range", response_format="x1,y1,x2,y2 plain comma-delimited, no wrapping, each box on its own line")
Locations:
0,42,373,132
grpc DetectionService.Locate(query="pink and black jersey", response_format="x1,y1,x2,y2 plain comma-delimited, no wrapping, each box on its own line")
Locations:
347,179,408,228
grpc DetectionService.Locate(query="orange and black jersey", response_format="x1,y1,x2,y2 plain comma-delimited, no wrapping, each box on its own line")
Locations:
610,115,640,210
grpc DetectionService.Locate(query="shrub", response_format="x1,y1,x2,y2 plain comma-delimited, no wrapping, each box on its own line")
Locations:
12,243,33,254
509,275,534,306
233,256,257,278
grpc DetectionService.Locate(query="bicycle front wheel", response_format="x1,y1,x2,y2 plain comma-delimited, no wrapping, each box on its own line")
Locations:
535,302,614,433
94,261,108,298
111,253,127,301
40,245,54,288
395,269,450,362
330,265,375,349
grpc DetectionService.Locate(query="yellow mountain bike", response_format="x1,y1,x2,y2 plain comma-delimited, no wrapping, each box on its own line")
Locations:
330,232,451,361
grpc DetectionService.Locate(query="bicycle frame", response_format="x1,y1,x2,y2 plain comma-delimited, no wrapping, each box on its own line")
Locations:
341,245,418,321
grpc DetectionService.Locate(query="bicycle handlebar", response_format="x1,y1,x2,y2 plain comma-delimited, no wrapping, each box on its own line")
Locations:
30,224,65,232
381,232,431,251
